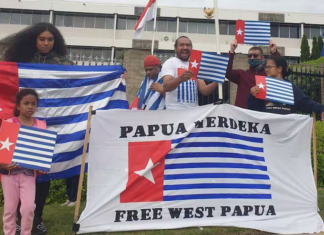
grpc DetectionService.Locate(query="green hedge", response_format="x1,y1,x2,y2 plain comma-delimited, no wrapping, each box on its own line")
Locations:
0,121,324,205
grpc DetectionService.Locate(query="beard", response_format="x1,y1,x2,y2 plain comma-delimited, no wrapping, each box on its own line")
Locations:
176,50,190,61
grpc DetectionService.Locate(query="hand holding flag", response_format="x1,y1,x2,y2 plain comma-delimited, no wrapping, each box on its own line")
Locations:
177,68,196,81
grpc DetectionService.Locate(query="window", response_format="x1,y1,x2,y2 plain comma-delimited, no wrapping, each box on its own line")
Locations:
179,19,187,33
145,20,153,31
168,19,177,32
0,9,49,25
228,21,236,35
271,23,300,38
208,21,215,34
157,19,168,32
188,21,198,34
116,16,139,30
198,21,208,34
54,12,115,29
311,26,321,38
219,21,236,35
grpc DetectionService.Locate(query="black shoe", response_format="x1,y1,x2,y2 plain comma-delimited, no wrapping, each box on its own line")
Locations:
15,218,21,235
31,217,47,235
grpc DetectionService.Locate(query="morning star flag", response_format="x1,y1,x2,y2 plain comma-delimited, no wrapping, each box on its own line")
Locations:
134,0,157,39
255,75,294,105
77,104,324,234
188,50,229,83
0,62,128,180
235,20,270,45
0,121,57,172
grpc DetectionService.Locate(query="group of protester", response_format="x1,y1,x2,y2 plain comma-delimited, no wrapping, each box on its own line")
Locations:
0,20,324,235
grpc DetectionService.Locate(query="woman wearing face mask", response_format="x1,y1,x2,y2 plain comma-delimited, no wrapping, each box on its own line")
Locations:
2,22,73,235
248,56,324,120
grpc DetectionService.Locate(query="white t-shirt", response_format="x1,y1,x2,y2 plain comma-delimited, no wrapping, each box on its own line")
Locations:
160,57,198,110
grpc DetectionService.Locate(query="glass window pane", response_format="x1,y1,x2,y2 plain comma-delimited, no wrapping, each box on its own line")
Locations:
208,21,215,34
271,24,279,37
85,15,95,28
81,48,92,58
198,21,208,34
92,48,103,58
20,12,32,25
63,14,74,27
103,49,112,59
279,24,289,38
168,19,176,32
304,26,310,39
179,19,187,33
54,14,63,27
126,18,137,30
219,21,228,35
117,17,126,30
157,19,167,32
229,21,236,35
145,20,153,31
311,26,320,38
74,15,85,28
105,16,114,29
0,10,11,24
188,21,197,34
10,11,21,24
32,12,43,25
290,25,299,38
41,13,50,22
95,16,105,29
71,47,82,58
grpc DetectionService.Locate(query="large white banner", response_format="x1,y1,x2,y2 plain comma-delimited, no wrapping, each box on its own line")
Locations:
77,104,324,234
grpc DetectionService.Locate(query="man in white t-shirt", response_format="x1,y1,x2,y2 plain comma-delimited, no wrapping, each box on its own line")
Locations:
161,36,218,110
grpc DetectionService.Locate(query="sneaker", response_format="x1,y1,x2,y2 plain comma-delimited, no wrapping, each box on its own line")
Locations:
15,219,21,235
68,201,76,207
60,200,71,206
31,217,47,235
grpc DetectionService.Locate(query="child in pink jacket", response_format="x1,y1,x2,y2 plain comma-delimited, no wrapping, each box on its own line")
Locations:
0,88,46,235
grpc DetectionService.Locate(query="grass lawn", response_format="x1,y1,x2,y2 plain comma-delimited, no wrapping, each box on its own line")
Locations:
0,189,323,235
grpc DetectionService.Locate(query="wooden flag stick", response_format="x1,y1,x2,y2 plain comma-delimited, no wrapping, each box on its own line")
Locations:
71,106,93,235
312,112,318,189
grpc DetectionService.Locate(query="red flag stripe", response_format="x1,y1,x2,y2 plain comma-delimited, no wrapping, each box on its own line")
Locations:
235,20,245,44
255,75,267,100
0,62,19,122
188,49,203,78
0,121,20,164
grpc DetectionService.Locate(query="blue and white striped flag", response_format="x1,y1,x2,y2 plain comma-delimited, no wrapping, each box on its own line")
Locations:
236,20,271,45
17,63,128,180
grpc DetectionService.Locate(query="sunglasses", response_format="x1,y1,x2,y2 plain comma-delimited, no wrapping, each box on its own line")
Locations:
247,54,260,59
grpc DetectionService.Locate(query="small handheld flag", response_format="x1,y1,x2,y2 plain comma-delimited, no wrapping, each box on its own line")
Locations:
255,76,294,105
188,50,229,84
236,20,271,45
0,121,57,172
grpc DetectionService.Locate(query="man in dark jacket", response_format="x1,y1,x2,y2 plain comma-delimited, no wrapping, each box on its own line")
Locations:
226,39,280,109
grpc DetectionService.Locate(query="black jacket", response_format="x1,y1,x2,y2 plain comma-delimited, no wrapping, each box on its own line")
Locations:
247,83,324,115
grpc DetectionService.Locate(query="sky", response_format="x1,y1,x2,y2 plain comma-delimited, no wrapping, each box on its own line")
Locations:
46,0,324,14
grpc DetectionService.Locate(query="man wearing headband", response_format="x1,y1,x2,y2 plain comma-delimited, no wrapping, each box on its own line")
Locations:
130,55,165,110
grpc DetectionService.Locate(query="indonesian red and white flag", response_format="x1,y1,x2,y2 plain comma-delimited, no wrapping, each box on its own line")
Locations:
134,0,157,39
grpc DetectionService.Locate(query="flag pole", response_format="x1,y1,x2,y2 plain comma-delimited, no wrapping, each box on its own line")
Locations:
213,0,223,100
312,112,318,189
151,0,158,55
71,105,93,235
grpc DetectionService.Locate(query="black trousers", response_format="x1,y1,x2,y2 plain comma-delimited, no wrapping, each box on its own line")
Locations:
66,175,79,202
17,181,51,220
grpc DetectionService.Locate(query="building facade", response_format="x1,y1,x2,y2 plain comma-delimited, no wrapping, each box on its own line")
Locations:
0,0,324,63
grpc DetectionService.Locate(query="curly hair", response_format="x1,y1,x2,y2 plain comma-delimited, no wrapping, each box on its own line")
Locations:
14,88,39,117
3,22,67,62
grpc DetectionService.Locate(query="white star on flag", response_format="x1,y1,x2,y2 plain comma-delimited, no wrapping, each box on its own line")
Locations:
237,28,243,35
0,137,14,151
134,158,160,184
258,83,265,89
190,60,199,69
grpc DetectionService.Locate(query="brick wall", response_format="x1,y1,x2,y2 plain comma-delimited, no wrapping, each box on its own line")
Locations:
123,49,151,104
229,54,249,105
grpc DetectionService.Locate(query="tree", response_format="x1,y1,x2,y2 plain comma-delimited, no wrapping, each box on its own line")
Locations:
311,36,320,60
318,35,323,57
300,34,310,62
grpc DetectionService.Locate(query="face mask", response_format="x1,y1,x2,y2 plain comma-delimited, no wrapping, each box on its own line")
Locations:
248,59,263,69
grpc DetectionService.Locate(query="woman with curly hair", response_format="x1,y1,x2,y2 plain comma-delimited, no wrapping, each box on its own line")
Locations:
2,22,73,235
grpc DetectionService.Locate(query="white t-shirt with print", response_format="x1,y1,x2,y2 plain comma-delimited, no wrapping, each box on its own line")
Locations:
160,57,198,110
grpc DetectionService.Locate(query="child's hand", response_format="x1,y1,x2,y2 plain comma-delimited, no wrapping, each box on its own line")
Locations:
0,163,19,170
